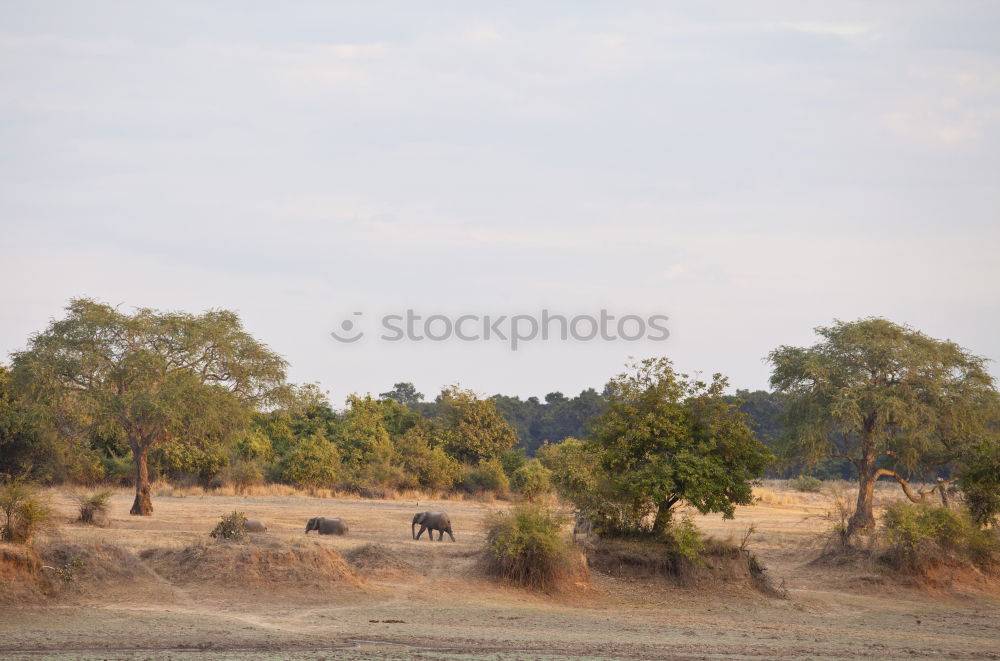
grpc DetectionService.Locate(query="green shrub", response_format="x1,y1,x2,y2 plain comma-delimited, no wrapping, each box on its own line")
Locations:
274,431,341,488
0,477,53,544
393,425,462,491
210,511,248,541
511,459,552,501
881,502,999,573
482,503,573,590
958,445,1000,528
666,513,704,563
74,490,112,526
499,448,528,477
792,475,823,493
101,454,134,486
461,458,510,495
153,440,228,484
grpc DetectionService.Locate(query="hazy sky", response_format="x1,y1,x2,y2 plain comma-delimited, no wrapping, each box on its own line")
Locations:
2,2,999,405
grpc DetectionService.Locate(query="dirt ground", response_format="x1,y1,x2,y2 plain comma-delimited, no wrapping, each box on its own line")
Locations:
1,482,998,660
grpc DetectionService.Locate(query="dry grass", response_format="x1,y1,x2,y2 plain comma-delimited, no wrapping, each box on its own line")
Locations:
343,542,418,577
140,536,369,592
2,480,998,659
147,480,509,503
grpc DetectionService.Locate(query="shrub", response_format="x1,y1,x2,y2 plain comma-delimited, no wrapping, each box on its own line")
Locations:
213,460,265,493
210,511,249,541
499,448,528,477
101,454,134,486
482,503,574,590
666,513,704,563
153,440,229,484
51,555,86,583
881,502,999,573
792,475,823,493
274,431,341,489
958,444,1000,528
0,477,53,544
511,459,553,501
74,490,112,526
394,424,462,491
461,458,510,496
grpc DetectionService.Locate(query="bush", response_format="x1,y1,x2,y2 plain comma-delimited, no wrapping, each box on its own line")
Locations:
0,477,53,544
210,511,248,541
958,444,1000,528
792,475,823,493
213,460,265,493
881,502,999,573
153,440,229,484
482,503,574,590
74,490,112,526
273,431,341,489
511,459,552,501
666,513,704,563
101,454,134,486
461,458,510,496
393,424,462,491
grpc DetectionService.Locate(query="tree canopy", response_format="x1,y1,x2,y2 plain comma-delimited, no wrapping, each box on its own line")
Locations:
545,358,772,537
11,299,287,514
769,317,999,534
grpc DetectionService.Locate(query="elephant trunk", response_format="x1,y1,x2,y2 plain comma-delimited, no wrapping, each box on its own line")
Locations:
411,521,417,539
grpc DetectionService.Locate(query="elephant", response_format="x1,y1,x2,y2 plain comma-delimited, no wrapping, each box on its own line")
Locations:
243,518,267,533
412,511,455,541
305,516,349,535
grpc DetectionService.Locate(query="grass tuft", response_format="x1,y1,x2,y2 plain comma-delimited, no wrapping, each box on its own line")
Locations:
73,490,112,526
482,503,581,591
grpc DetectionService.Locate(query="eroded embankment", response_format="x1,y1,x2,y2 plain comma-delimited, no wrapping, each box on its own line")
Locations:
1,537,370,607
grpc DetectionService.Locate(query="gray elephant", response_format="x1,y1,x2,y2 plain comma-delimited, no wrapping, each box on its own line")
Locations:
412,511,455,541
243,518,267,533
305,516,349,535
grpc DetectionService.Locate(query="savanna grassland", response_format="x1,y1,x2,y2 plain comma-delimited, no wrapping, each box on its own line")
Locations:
1,481,998,661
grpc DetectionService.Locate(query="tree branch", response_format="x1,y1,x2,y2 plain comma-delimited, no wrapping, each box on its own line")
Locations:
873,468,953,504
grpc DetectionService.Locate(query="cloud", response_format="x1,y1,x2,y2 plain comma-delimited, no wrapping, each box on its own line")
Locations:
2,2,999,397
462,26,503,45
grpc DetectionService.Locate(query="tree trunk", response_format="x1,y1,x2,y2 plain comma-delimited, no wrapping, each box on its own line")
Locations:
130,442,153,516
847,459,877,536
652,497,677,537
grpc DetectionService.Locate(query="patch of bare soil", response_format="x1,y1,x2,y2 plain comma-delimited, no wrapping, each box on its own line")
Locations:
344,543,418,578
0,543,42,604
2,540,176,606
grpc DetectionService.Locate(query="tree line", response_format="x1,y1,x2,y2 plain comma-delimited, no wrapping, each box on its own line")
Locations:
2,299,999,538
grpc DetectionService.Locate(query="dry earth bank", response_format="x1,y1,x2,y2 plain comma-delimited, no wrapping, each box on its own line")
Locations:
0,483,997,660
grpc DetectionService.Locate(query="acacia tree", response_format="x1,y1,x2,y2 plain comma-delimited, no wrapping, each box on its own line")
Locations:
769,318,998,535
12,299,287,515
579,358,771,536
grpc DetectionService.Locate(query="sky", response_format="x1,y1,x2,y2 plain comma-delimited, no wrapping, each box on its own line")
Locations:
2,1,999,406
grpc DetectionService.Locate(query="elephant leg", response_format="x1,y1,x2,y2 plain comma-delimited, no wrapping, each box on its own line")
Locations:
416,525,426,540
